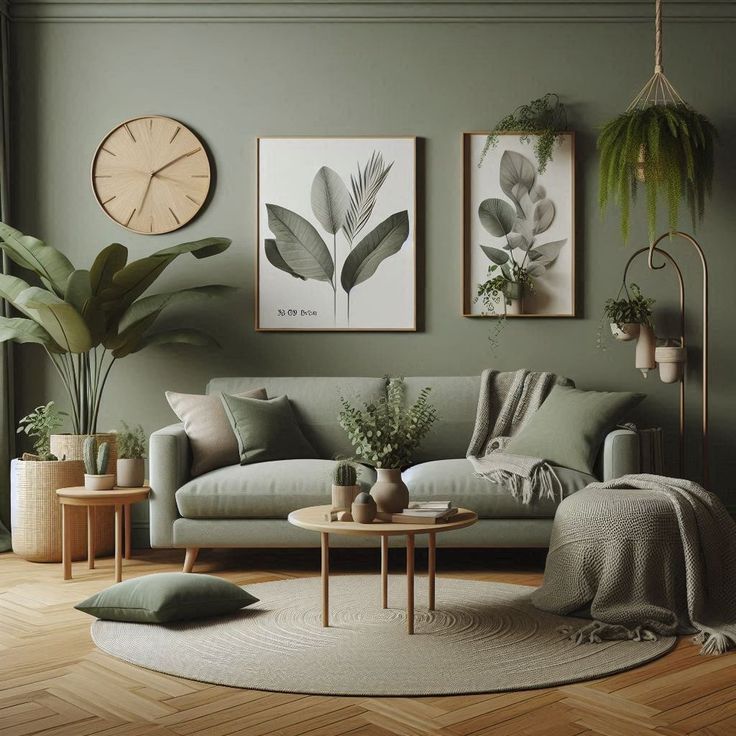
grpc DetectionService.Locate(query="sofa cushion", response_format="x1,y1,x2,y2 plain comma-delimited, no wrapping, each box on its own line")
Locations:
176,459,376,519
403,459,595,519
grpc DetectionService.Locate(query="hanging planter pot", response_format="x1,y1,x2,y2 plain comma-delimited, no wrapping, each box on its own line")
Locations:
655,344,687,383
610,322,640,342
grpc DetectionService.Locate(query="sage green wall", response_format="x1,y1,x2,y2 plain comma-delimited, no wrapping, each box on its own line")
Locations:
9,3,736,538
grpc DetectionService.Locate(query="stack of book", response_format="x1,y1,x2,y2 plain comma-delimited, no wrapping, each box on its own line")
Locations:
391,500,457,524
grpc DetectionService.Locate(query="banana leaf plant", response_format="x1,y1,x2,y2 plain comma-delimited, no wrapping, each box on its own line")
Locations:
0,223,235,434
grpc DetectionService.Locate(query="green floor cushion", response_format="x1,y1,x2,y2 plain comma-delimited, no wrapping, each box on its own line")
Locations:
75,572,259,623
504,385,644,475
176,459,375,519
221,393,318,465
403,459,595,518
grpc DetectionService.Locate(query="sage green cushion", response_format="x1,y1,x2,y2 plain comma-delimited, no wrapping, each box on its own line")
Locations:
74,572,258,623
221,393,318,465
505,385,644,474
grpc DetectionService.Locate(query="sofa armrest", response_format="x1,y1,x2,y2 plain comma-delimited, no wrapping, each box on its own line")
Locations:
149,423,191,548
601,428,640,481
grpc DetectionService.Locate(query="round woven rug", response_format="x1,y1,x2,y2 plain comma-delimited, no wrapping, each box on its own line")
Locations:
91,575,676,696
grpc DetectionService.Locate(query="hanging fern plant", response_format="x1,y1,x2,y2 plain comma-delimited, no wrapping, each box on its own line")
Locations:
598,0,717,241
479,93,568,174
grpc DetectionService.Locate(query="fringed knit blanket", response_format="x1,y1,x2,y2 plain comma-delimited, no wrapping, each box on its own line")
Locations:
466,369,572,504
532,474,736,655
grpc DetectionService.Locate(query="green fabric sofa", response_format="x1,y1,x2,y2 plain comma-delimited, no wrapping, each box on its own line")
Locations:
149,376,639,558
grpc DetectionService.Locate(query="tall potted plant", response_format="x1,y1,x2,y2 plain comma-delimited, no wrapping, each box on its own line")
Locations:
338,378,437,513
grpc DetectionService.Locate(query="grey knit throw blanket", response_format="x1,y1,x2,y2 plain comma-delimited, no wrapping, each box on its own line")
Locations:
532,474,736,655
466,369,572,504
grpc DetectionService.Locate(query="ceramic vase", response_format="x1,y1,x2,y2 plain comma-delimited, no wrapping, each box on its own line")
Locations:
117,458,145,488
370,468,409,514
655,345,687,384
331,484,360,511
84,473,116,491
351,492,377,524
610,322,641,342
635,324,657,377
504,282,523,316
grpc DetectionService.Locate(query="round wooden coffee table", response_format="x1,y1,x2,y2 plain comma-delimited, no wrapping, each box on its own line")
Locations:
56,486,150,583
288,505,477,634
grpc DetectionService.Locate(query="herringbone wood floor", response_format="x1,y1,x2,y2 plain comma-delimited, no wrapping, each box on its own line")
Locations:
1,547,734,736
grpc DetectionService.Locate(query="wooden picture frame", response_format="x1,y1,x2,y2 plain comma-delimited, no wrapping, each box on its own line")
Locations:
256,136,417,332
462,131,576,318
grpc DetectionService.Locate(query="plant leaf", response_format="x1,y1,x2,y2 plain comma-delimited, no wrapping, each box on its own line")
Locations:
90,243,128,296
343,151,393,245
533,199,555,234
112,328,219,358
0,316,56,347
264,239,306,280
64,270,92,314
266,204,334,282
526,262,546,277
0,273,33,316
529,239,566,268
478,198,516,236
341,211,409,293
0,223,74,296
479,245,509,265
15,287,92,353
500,151,536,218
530,183,546,203
311,167,350,235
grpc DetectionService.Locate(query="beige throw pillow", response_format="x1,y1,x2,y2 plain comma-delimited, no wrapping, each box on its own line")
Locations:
166,388,267,476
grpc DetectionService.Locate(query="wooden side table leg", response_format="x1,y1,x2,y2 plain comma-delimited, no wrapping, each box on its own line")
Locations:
87,506,95,570
62,503,71,580
114,504,123,583
321,532,329,627
428,532,436,611
381,534,388,609
406,534,415,634
124,504,132,560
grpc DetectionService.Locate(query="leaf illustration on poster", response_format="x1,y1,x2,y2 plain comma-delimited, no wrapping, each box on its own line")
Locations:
259,139,415,330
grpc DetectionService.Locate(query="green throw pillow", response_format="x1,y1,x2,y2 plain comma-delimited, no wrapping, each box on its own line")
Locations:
504,385,644,474
221,393,318,465
75,572,259,623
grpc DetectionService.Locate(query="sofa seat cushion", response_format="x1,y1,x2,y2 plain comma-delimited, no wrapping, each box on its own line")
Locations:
403,459,595,519
176,460,375,519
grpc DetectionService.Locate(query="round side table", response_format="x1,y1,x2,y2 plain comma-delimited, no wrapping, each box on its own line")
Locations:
56,486,150,583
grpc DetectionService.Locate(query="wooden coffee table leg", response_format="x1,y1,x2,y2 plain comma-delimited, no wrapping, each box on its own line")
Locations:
62,503,71,580
124,504,132,560
428,532,436,611
381,535,388,609
87,506,95,570
407,534,415,634
321,532,329,627
114,504,123,583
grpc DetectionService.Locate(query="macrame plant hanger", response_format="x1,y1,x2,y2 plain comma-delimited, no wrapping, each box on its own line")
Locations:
616,0,710,488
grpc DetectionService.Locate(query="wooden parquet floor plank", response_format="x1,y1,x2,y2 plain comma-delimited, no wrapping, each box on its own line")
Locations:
1,548,735,736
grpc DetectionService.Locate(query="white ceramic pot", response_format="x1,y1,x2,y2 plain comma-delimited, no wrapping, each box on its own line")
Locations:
84,474,115,491
610,322,641,342
655,345,687,384
117,458,145,488
331,484,360,511
370,468,409,514
635,324,657,377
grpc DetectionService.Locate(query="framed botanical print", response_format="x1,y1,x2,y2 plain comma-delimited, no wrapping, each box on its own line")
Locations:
256,137,417,331
462,132,576,318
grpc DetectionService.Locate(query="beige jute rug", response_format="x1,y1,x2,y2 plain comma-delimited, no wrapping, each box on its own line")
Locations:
91,575,675,696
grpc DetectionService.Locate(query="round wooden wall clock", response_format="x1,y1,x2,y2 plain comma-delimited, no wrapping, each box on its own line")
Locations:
91,115,211,234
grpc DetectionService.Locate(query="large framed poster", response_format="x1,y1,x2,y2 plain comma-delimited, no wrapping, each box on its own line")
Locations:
257,137,417,331
463,132,576,318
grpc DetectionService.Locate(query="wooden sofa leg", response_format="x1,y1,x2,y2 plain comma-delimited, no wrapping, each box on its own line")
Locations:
183,547,199,573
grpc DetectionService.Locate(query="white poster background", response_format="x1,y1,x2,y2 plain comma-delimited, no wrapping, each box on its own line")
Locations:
258,138,416,330
466,134,574,316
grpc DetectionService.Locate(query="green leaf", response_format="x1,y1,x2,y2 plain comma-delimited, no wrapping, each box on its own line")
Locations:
311,167,350,235
0,273,33,316
64,270,92,313
15,287,92,353
340,211,409,293
264,239,306,280
529,239,566,268
112,328,219,358
0,223,74,296
499,151,536,218
266,204,334,283
90,243,128,296
118,285,237,333
533,199,555,234
478,198,516,237
479,245,509,265
0,316,56,348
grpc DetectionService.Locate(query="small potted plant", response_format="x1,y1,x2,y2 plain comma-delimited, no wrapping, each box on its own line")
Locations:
83,436,115,490
602,283,655,343
331,460,360,511
338,377,437,513
116,422,146,488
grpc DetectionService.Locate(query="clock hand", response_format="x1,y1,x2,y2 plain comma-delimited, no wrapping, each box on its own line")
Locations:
137,172,154,214
152,148,201,176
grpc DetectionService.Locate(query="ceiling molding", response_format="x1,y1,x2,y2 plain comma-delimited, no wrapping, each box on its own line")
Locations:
9,1,736,24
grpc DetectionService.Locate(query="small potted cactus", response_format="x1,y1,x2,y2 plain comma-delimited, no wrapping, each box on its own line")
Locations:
331,460,360,511
83,436,115,490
